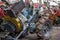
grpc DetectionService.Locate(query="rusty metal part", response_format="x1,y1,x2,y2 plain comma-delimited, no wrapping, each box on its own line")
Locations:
36,11,51,40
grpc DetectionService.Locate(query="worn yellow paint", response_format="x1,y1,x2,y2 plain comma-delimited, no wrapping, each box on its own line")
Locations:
3,15,23,32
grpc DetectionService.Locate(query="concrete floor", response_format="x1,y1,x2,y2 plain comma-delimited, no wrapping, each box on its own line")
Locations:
50,27,60,40
20,27,60,40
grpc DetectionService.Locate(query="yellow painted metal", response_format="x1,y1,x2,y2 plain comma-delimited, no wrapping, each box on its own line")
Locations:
3,16,23,32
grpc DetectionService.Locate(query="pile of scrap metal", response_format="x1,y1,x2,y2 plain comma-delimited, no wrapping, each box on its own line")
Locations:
0,0,52,40
49,1,60,25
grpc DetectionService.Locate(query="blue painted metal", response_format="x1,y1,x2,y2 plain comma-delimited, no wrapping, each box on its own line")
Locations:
29,23,36,33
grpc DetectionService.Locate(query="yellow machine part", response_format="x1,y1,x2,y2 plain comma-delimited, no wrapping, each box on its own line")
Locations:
3,16,23,32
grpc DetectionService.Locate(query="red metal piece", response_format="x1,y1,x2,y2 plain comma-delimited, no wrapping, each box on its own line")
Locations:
56,10,60,16
0,8,5,17
34,3,39,8
0,2,5,6
49,9,55,25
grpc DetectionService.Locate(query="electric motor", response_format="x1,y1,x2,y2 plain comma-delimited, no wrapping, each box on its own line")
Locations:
1,17,23,32
0,9,23,32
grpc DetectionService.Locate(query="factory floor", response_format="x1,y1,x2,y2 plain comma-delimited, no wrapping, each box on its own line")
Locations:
20,27,60,40
50,27,60,40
